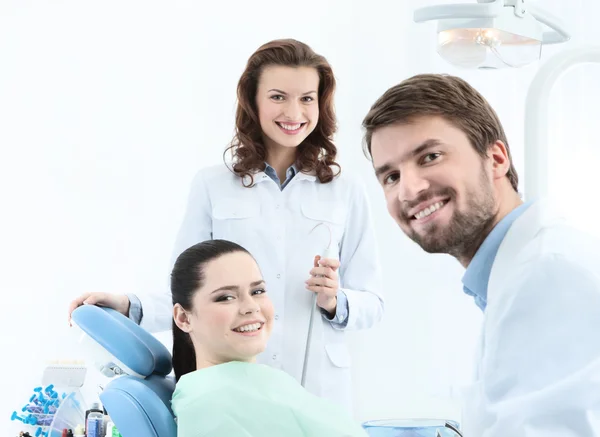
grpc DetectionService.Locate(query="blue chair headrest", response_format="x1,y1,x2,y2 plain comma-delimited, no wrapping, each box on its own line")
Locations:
71,305,172,377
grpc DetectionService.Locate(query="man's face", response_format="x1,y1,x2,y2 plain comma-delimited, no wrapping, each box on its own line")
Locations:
370,116,498,260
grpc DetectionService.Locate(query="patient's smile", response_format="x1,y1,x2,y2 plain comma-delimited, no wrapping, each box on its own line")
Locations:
233,322,264,336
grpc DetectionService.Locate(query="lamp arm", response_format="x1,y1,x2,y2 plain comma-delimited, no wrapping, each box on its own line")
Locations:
528,3,571,44
414,0,504,23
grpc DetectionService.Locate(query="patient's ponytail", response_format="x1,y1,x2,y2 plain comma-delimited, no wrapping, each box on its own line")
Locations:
172,320,196,382
170,239,251,382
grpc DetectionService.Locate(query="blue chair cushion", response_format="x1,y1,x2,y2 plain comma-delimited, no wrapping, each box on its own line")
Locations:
100,374,177,437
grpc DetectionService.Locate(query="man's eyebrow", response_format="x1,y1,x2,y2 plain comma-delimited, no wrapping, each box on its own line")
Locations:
374,139,444,178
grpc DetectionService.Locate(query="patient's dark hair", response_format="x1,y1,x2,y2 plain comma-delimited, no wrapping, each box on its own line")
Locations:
171,239,251,382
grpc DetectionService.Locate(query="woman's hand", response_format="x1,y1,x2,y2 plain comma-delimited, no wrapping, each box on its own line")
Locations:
305,255,341,316
67,292,130,326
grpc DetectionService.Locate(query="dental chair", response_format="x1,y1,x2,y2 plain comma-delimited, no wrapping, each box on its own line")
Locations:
71,305,177,437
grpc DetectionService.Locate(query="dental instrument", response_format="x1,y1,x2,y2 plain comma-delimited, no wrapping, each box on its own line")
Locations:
301,222,337,388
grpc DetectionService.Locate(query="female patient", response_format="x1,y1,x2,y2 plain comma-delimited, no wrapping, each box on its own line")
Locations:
170,239,367,437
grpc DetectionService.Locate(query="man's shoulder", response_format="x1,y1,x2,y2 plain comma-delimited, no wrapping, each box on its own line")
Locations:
496,221,600,301
531,220,600,265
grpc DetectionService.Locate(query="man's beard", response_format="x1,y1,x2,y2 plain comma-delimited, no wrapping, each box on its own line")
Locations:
403,169,496,261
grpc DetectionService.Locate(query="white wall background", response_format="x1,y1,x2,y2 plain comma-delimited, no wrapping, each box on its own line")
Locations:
1,0,599,433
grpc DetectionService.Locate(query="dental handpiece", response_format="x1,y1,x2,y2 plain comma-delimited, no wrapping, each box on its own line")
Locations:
301,244,338,388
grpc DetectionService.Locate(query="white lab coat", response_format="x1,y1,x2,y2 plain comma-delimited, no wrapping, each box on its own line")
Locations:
139,164,384,412
461,198,600,436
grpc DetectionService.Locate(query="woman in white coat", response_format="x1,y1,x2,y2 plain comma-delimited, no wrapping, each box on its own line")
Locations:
68,39,383,412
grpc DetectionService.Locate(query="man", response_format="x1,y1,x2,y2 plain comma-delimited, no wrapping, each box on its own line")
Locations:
362,74,600,436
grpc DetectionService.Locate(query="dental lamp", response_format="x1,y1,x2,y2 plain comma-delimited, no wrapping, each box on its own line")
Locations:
414,0,570,69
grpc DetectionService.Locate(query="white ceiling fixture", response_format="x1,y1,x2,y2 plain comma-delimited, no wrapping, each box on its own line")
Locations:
414,0,571,69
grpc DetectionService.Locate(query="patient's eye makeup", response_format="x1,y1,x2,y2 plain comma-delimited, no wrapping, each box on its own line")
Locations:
214,294,234,303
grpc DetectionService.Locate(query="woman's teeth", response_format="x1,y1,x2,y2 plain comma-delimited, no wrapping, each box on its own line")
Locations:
414,201,446,220
277,122,304,131
234,323,262,332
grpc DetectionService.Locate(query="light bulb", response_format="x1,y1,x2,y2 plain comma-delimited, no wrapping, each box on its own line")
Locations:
437,28,542,69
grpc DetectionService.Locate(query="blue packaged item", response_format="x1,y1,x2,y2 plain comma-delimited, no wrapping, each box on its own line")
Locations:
86,412,104,437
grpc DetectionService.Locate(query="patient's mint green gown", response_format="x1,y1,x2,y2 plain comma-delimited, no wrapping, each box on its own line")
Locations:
171,361,368,437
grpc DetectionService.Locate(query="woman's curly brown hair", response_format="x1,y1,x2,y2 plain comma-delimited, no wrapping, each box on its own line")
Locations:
223,39,340,187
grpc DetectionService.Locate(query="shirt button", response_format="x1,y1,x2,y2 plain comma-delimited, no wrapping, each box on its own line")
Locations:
274,314,279,320
272,354,278,360
276,204,280,209
276,274,281,279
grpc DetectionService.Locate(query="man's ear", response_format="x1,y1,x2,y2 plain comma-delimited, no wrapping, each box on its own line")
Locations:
488,140,511,181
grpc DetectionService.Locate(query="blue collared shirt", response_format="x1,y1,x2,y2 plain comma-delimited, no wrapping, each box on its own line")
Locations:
128,161,349,327
462,201,532,312
263,162,297,191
